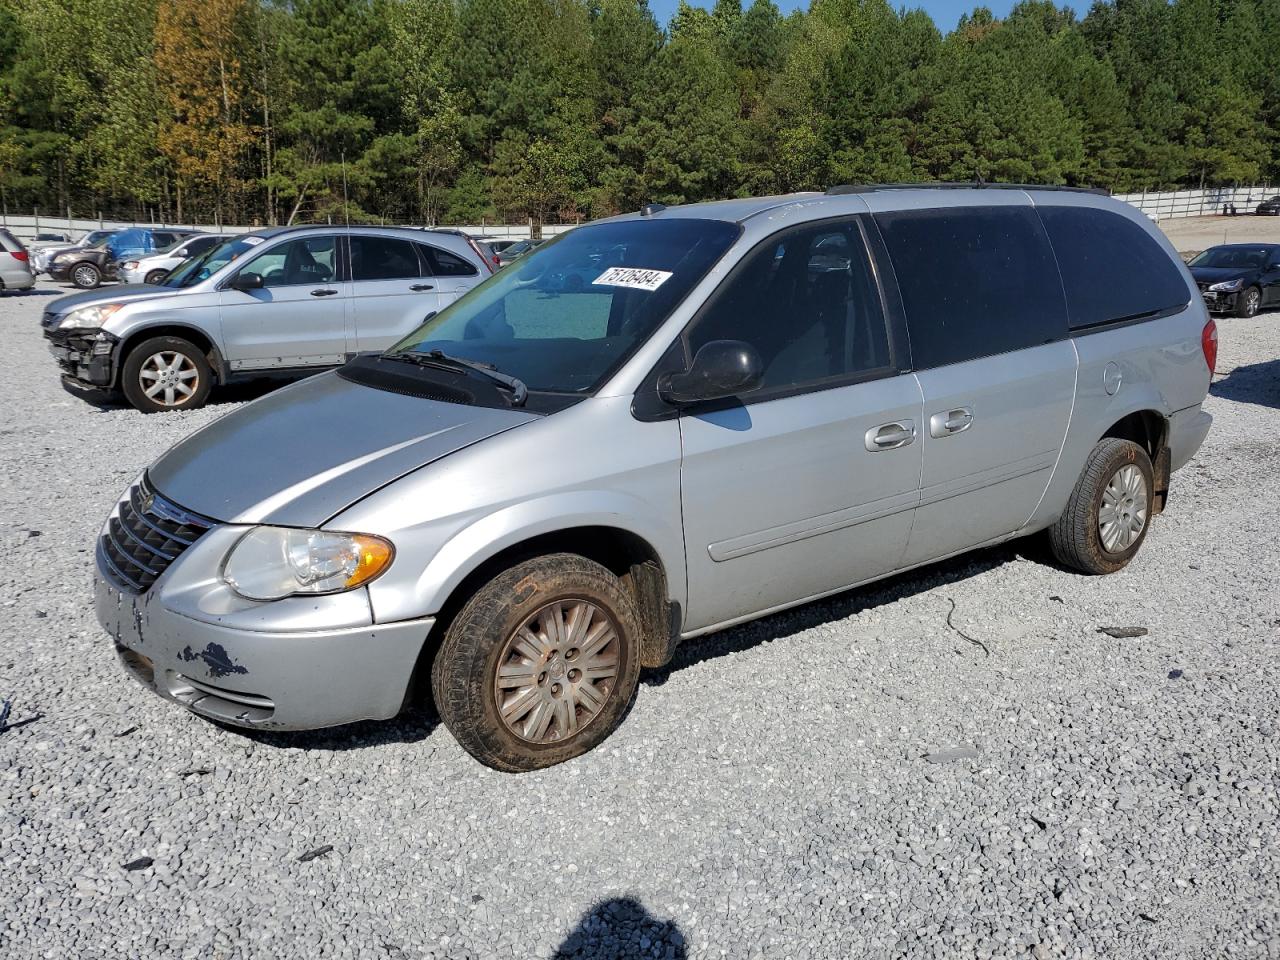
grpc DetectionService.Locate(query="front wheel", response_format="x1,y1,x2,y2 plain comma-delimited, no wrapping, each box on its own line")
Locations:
1236,286,1261,318
431,553,643,772
120,336,213,412
1049,438,1154,575
71,262,101,289
144,269,169,285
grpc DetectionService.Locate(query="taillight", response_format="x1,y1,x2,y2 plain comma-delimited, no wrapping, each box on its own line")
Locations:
10,250,28,262
1201,318,1218,374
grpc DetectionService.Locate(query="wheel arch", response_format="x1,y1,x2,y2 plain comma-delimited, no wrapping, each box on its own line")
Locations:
1099,408,1170,513
114,323,228,388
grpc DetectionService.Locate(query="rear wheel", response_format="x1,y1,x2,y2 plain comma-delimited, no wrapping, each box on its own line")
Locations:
120,336,213,413
1236,285,1261,318
1049,438,1154,575
71,262,101,289
431,553,642,772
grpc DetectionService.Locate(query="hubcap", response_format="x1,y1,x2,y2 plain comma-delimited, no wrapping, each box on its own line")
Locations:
1098,463,1148,553
138,351,199,407
493,599,621,744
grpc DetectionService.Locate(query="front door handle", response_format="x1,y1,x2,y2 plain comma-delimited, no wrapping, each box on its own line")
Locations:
310,288,339,297
929,407,974,438
410,283,435,292
865,420,916,452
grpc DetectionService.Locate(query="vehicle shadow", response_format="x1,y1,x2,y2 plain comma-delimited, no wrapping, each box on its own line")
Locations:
66,372,318,412
1210,358,1280,410
4,288,62,297
644,539,1028,686
226,705,439,752
552,897,687,959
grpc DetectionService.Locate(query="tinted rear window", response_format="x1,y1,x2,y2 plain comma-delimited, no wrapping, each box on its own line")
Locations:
418,244,478,277
1038,206,1189,329
875,206,1068,369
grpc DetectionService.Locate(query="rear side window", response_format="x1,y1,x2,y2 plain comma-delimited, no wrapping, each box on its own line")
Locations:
875,206,1068,369
351,235,422,281
1037,206,1190,329
418,243,478,277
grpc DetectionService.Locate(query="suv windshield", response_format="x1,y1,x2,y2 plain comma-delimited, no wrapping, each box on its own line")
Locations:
162,234,259,288
386,218,739,395
1189,246,1272,269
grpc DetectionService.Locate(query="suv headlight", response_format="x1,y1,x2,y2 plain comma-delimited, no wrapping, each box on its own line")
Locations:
221,526,394,601
59,303,123,329
1208,278,1245,292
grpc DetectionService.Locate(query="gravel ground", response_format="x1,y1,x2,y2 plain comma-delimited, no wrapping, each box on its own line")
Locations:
1157,214,1280,253
1,281,1278,960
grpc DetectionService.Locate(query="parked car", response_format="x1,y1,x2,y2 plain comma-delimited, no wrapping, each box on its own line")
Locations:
48,227,193,288
496,237,545,267
0,228,36,292
1255,196,1280,216
487,238,521,254
92,185,1215,772
119,233,231,285
31,229,121,275
43,225,490,411
418,228,501,273
31,232,72,244
1187,243,1280,317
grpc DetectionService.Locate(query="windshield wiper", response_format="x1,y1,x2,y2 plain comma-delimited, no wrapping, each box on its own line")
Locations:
385,350,529,407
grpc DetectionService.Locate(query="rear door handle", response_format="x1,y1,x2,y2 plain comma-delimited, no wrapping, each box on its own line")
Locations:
929,407,973,438
410,283,434,292
865,420,916,452
310,288,339,297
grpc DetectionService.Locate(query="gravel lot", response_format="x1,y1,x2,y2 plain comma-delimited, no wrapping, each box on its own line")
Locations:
2,281,1278,960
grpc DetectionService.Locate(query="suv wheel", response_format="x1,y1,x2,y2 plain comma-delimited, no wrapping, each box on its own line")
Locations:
432,553,642,772
120,336,213,413
1049,438,1154,575
1236,285,1261,318
72,263,101,289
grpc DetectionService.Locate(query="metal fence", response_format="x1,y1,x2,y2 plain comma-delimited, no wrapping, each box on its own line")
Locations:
0,211,578,242
1115,185,1275,220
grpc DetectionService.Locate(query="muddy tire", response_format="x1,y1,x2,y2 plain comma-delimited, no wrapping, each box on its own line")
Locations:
431,553,642,772
120,336,213,413
1049,438,1154,575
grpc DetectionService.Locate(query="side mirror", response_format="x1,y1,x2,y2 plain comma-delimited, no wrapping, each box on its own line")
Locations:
229,271,264,291
658,340,764,406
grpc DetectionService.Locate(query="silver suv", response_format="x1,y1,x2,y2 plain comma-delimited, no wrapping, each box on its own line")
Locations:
95,186,1214,771
43,225,492,411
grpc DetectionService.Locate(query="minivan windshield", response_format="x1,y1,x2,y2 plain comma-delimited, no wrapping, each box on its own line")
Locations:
386,218,739,394
162,234,258,288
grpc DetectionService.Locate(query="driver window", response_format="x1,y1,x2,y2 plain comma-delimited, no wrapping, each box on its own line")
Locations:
242,235,337,288
687,220,890,394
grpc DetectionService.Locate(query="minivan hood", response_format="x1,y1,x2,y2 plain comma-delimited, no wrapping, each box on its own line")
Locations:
48,284,181,316
147,372,538,527
1189,265,1252,284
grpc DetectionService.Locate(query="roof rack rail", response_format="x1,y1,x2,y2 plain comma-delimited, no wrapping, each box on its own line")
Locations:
825,182,1110,197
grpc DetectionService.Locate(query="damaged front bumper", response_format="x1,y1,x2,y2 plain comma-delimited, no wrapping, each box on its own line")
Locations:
43,325,119,388
94,551,434,731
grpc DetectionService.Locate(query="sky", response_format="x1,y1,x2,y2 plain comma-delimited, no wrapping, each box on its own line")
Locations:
647,0,1089,34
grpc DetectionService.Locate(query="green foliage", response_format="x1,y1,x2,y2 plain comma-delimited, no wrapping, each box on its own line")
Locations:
0,0,1276,224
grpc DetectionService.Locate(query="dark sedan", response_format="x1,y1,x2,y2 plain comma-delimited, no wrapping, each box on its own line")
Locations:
1188,243,1280,317
1256,196,1280,216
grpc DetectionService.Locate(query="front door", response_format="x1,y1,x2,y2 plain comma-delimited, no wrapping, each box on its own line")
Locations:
218,233,350,371
677,218,921,632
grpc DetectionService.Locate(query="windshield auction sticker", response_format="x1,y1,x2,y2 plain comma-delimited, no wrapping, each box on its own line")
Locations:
592,267,673,292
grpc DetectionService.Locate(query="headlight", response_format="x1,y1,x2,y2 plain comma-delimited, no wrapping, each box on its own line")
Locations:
1208,278,1245,292
221,526,394,601
123,260,139,270
59,303,123,330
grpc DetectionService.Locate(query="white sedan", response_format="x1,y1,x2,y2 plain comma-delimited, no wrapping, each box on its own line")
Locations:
119,233,230,285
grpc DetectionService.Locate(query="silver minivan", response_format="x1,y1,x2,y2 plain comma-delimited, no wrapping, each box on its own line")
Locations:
43,225,492,411
95,186,1215,771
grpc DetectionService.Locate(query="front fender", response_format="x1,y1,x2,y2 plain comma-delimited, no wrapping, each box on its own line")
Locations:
365,490,686,625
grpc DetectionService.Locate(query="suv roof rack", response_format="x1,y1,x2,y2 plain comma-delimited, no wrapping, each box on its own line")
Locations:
825,182,1110,197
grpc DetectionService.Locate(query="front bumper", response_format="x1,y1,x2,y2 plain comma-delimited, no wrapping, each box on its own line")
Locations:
1199,288,1242,313
43,325,118,387
95,565,434,730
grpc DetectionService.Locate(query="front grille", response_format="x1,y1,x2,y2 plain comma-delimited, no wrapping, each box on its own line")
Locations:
99,475,215,593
